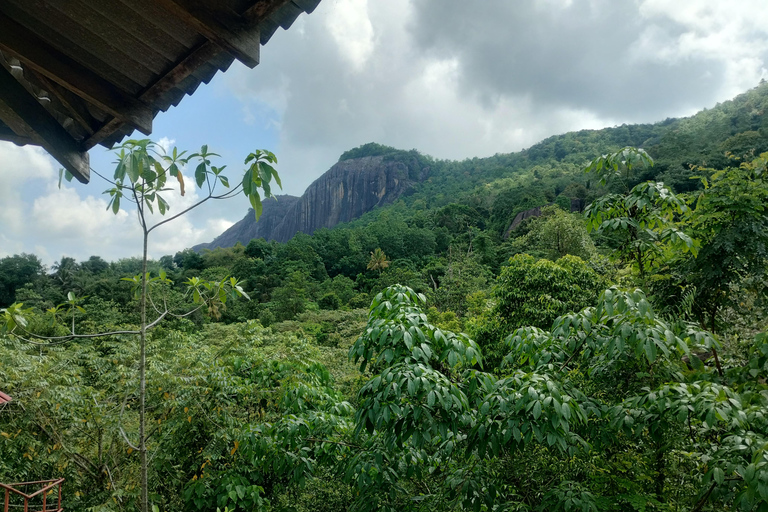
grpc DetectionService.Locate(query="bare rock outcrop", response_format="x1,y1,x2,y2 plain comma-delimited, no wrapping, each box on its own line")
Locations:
194,155,429,249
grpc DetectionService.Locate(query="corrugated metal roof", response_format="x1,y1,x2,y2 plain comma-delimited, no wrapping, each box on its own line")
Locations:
0,0,322,183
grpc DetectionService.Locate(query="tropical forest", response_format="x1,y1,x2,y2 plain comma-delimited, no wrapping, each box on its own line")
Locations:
2,80,768,512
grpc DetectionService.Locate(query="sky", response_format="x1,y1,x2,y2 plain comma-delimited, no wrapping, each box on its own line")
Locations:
2,0,768,266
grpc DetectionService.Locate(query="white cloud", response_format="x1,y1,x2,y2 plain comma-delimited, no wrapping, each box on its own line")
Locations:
325,0,374,70
0,142,56,181
0,143,58,255
156,137,176,154
0,141,238,264
638,0,768,100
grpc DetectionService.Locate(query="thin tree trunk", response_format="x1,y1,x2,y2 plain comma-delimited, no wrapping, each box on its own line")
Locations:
655,443,665,503
709,306,724,377
140,227,148,512
690,482,717,512
712,348,724,377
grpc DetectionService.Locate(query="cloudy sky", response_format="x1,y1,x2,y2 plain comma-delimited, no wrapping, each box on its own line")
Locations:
3,0,768,265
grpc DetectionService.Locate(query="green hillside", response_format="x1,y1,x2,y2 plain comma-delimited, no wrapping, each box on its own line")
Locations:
2,83,768,512
343,81,768,236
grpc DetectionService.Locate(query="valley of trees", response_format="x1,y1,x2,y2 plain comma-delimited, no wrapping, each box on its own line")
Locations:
2,83,768,511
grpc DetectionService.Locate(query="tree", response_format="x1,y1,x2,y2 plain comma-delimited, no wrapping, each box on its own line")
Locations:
470,253,604,368
80,255,110,275
503,288,766,511
0,253,43,307
2,140,280,512
584,147,698,280
271,270,309,320
173,248,204,271
684,153,768,331
51,256,80,291
244,237,274,260
367,248,390,273
512,205,597,261
427,253,490,316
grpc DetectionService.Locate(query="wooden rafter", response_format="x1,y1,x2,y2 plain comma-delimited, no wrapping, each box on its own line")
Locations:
154,0,261,68
32,72,97,136
0,0,317,171
0,16,153,136
0,64,90,183
84,0,295,149
83,41,221,150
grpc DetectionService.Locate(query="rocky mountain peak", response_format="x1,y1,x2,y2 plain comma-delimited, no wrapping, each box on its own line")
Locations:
194,153,430,250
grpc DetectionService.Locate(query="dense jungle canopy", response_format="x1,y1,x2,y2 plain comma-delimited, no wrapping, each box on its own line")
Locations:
2,83,768,512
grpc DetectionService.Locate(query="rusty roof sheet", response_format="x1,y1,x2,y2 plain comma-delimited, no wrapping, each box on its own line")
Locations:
0,0,321,183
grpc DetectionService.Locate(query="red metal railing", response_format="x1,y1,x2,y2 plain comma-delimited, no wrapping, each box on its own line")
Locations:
0,479,64,512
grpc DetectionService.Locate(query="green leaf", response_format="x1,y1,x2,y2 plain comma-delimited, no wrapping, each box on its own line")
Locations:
157,195,169,215
258,161,273,197
57,168,73,188
249,193,263,219
195,162,207,188
242,169,253,195
126,154,140,183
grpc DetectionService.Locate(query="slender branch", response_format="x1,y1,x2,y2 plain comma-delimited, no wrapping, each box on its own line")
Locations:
212,185,243,200
103,464,123,505
145,311,169,330
561,337,587,370
119,426,139,451
167,304,206,319
146,183,243,235
147,194,213,234
138,188,149,512
205,167,214,196
146,290,165,317
89,166,118,187
15,330,140,344
22,401,102,478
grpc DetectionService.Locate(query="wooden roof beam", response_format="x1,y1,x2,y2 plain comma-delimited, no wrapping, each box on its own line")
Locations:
154,0,261,68
86,1,295,149
0,64,90,183
0,125,35,146
0,17,152,136
32,72,97,136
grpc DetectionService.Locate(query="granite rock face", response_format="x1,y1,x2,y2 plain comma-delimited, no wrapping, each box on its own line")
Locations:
194,155,429,249
193,195,301,251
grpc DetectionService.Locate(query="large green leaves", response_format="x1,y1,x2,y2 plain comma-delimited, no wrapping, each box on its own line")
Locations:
584,147,699,277
102,141,281,223
505,287,710,375
349,285,481,373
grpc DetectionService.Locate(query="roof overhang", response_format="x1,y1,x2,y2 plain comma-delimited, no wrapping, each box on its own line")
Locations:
0,0,320,183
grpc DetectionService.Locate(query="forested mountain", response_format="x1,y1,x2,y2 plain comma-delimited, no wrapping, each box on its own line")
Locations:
197,81,768,249
2,84,768,512
195,149,431,248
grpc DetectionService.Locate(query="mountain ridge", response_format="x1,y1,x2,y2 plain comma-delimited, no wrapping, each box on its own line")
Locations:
194,152,430,250
194,82,768,251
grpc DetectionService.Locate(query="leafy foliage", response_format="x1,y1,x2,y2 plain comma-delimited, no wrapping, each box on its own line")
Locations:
471,254,604,368
5,84,768,511
584,147,698,278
